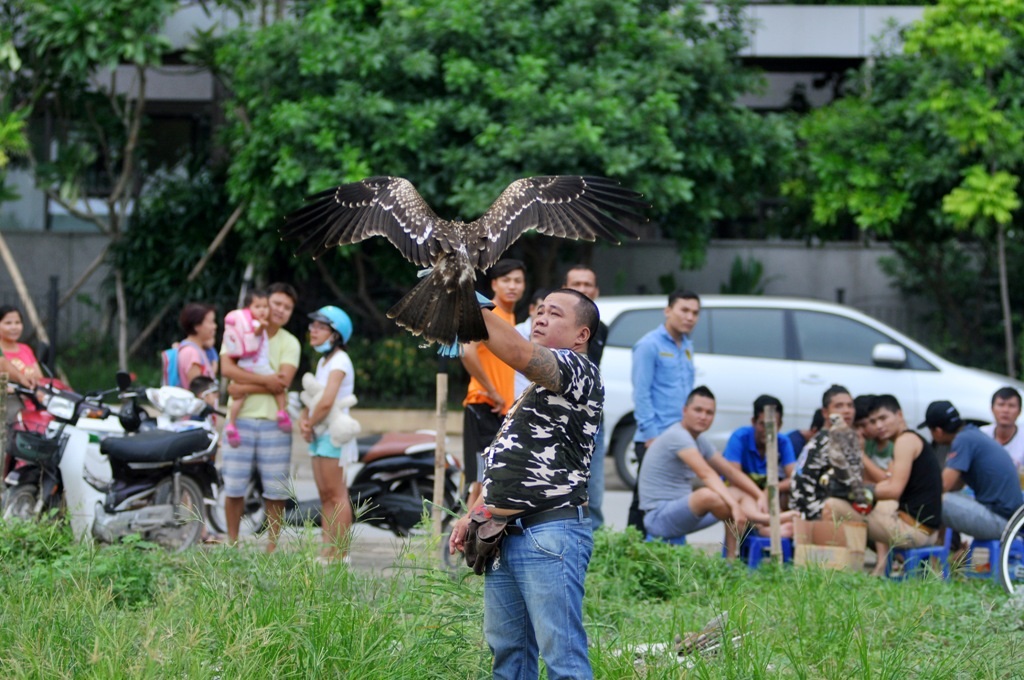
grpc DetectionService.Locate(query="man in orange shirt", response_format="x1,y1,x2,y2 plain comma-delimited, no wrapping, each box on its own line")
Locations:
462,259,526,506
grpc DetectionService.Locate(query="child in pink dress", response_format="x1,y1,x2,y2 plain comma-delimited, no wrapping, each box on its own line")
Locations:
222,290,292,447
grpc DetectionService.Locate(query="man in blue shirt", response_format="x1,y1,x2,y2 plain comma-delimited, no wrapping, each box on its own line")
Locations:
627,290,700,532
722,395,797,556
923,400,1024,540
723,395,798,492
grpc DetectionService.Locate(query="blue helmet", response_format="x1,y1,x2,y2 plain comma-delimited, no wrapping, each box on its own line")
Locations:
309,305,353,344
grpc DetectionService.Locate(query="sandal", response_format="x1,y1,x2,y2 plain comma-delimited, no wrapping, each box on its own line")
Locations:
276,409,293,433
225,423,241,448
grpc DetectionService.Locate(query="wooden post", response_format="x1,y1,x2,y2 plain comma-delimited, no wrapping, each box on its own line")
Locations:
764,404,782,561
431,358,449,537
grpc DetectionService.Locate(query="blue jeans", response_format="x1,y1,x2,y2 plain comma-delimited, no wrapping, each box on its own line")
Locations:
588,422,606,529
942,492,1009,541
484,508,594,680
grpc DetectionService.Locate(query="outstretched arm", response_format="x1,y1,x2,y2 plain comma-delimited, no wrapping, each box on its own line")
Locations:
480,309,561,393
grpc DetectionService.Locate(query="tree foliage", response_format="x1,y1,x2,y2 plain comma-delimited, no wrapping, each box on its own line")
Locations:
790,0,1024,374
2,0,187,368
210,0,793,312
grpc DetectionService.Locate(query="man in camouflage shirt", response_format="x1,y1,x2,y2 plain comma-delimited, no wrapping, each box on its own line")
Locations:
449,288,602,680
791,385,871,519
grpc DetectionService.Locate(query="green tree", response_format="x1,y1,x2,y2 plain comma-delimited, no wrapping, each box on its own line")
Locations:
790,0,1024,375
2,0,181,368
210,0,793,314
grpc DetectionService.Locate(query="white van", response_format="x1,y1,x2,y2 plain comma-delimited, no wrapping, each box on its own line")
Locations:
597,295,1024,487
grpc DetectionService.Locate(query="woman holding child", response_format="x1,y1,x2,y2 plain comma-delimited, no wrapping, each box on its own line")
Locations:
299,305,357,565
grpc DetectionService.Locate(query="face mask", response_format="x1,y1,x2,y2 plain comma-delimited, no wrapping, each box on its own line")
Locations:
314,340,333,353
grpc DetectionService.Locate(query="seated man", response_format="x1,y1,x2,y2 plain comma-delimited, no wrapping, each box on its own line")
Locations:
854,394,893,471
640,389,795,556
722,395,797,498
791,384,865,519
923,400,1023,541
828,395,943,574
854,393,897,573
980,386,1024,473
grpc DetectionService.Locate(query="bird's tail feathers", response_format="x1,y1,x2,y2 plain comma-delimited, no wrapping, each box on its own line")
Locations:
387,267,488,346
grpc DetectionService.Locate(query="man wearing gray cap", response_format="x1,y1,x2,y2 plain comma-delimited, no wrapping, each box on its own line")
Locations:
922,400,1024,541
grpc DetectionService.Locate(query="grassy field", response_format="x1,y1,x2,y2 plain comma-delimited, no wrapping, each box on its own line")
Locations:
0,519,1021,679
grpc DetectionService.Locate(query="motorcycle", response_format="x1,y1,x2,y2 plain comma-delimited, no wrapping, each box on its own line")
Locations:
61,371,221,551
206,430,462,538
1,380,119,521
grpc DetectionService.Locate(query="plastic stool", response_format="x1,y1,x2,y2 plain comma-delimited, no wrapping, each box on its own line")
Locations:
886,530,950,580
964,536,1024,581
737,535,793,568
645,533,687,546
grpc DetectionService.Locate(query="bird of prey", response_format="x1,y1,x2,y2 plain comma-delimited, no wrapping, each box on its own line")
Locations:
282,175,646,346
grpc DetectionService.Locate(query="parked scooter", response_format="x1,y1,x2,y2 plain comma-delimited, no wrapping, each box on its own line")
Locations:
61,372,221,551
344,431,461,535
207,430,462,537
1,381,118,520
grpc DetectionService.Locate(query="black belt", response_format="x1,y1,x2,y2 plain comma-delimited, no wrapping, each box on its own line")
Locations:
504,505,589,535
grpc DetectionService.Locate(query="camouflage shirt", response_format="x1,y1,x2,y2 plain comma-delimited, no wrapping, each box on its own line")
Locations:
481,349,603,512
791,424,868,520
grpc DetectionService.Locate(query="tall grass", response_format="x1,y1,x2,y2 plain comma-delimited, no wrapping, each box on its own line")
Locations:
0,519,1021,678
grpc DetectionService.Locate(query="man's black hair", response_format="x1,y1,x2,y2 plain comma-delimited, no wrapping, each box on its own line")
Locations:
992,386,1022,407
869,394,901,415
267,282,298,305
853,394,877,422
527,288,550,307
686,385,715,405
563,264,595,282
810,410,825,431
821,384,851,410
488,258,526,280
753,394,783,420
668,289,701,308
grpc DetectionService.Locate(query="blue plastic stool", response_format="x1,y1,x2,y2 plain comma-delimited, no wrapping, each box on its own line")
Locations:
728,534,793,568
885,529,950,580
645,533,687,546
963,536,1024,581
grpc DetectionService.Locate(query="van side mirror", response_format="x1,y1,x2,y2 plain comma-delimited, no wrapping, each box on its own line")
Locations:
872,343,907,368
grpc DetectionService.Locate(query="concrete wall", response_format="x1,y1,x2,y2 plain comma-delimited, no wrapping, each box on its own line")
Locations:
0,232,111,345
0,233,914,346
592,238,916,334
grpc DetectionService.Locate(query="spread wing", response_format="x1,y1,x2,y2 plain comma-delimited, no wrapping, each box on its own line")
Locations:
465,176,647,270
281,176,452,267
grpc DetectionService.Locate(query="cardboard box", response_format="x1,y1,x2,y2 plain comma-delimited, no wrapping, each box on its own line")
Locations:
793,518,868,572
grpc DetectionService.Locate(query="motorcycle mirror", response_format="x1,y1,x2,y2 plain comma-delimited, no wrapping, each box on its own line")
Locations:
118,400,142,433
116,371,132,391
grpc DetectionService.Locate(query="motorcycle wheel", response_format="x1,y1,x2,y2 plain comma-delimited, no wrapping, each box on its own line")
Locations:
146,476,205,552
2,484,38,521
422,477,461,532
207,477,265,537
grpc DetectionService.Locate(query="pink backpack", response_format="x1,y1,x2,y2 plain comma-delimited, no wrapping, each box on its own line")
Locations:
222,308,263,359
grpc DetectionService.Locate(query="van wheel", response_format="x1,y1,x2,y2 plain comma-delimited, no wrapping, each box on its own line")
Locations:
610,422,639,489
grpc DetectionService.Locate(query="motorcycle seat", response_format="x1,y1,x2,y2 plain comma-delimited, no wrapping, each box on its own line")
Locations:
101,428,211,463
361,432,435,463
